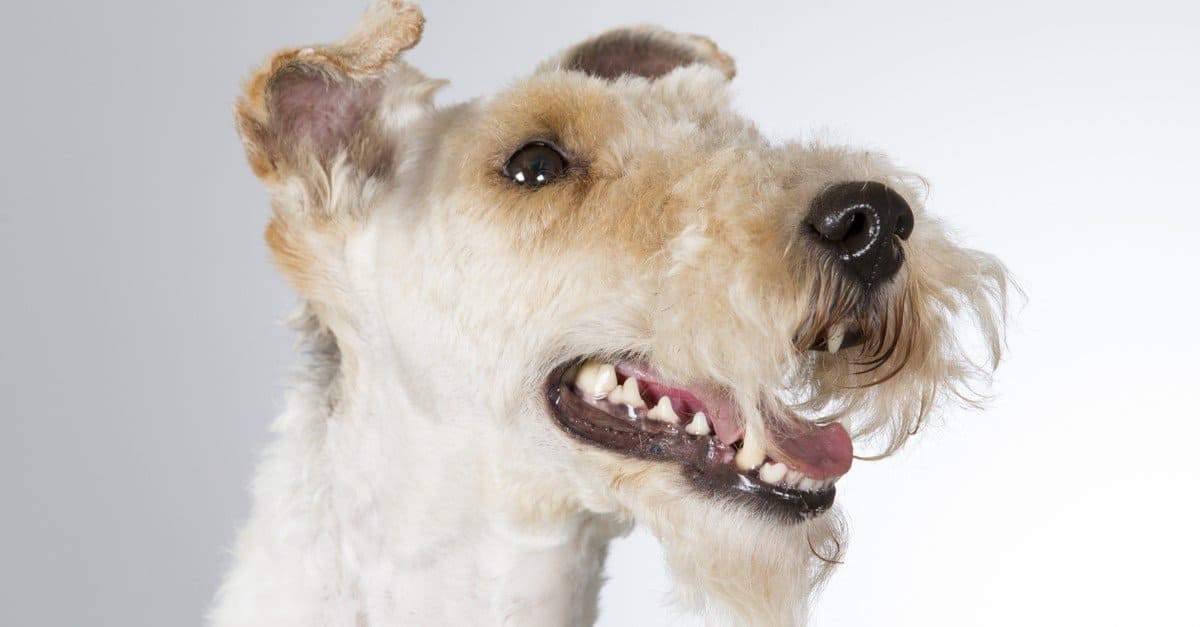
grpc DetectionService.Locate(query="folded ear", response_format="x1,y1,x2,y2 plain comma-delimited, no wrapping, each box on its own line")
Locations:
235,0,434,195
540,26,736,81
235,1,439,302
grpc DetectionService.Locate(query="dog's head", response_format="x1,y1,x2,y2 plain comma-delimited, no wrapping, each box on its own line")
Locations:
236,2,1007,622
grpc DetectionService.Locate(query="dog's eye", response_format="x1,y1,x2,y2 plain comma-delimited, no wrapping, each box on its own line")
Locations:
502,141,568,187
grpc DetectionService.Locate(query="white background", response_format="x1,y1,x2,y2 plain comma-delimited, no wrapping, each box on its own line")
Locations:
1,1,1197,625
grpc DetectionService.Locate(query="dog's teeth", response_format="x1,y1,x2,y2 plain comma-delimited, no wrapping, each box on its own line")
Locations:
574,360,618,399
827,322,847,354
607,381,626,405
609,377,646,409
784,470,804,486
797,476,826,492
759,462,788,485
684,411,711,435
735,431,766,471
647,396,680,424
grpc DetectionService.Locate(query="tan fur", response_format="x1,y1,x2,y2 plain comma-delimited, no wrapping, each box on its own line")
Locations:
215,3,1008,625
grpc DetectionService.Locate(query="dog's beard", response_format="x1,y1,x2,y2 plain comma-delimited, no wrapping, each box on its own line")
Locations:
579,450,846,625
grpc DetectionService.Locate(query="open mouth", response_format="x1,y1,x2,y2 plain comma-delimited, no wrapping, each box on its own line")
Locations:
546,358,853,521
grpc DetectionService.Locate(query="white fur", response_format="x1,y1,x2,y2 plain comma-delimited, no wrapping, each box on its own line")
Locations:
212,3,1007,625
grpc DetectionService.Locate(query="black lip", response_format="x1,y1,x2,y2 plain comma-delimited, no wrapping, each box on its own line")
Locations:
545,362,835,522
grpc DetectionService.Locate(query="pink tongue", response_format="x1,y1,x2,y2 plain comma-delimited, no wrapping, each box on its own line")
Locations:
770,422,853,480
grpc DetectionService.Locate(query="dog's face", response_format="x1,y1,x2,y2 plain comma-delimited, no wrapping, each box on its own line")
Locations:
237,2,1006,621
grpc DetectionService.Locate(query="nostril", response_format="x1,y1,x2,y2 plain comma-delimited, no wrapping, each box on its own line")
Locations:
844,210,868,241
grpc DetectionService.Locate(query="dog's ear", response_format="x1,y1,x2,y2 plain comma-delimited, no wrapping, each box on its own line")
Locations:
235,0,434,194
541,26,736,81
235,1,440,300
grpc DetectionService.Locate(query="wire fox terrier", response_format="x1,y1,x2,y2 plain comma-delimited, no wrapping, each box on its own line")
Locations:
211,2,1008,625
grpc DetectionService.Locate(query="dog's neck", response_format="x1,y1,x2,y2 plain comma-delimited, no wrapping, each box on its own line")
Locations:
219,309,617,627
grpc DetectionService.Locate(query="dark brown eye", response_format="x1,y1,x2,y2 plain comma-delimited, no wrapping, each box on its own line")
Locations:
502,141,568,186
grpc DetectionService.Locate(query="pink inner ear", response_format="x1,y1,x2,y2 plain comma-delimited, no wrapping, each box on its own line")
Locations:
268,66,382,158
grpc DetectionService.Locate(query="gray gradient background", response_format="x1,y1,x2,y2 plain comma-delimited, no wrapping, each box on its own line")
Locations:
2,1,1198,625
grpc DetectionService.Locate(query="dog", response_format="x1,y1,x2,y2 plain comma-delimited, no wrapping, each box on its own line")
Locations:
210,2,1008,625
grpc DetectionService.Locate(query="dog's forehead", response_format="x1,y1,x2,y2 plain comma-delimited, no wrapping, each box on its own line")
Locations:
474,65,751,156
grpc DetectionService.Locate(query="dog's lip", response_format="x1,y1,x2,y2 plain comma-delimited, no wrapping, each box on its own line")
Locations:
545,359,844,520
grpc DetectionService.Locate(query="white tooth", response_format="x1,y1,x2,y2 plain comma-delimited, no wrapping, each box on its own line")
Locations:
798,477,826,492
759,462,788,485
685,412,711,435
785,470,804,486
607,381,626,405
616,377,646,409
735,431,766,471
606,384,624,405
827,322,846,354
574,360,618,399
647,396,680,424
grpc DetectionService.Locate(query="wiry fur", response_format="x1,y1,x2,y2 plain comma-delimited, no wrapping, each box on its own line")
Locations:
211,3,1008,625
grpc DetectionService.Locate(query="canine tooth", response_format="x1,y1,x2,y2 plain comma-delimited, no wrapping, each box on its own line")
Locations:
827,322,847,354
647,396,680,424
759,462,788,485
574,360,618,399
735,431,766,471
609,377,646,409
685,412,711,435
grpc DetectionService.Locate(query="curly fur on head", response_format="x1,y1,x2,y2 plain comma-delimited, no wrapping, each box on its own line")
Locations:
212,3,1008,625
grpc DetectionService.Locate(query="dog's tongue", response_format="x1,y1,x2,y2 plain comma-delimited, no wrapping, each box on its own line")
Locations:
769,421,853,479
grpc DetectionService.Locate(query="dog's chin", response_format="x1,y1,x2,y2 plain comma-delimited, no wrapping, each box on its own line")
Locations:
545,358,851,523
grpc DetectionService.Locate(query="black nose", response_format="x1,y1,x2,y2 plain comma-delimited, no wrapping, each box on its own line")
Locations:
805,181,915,285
